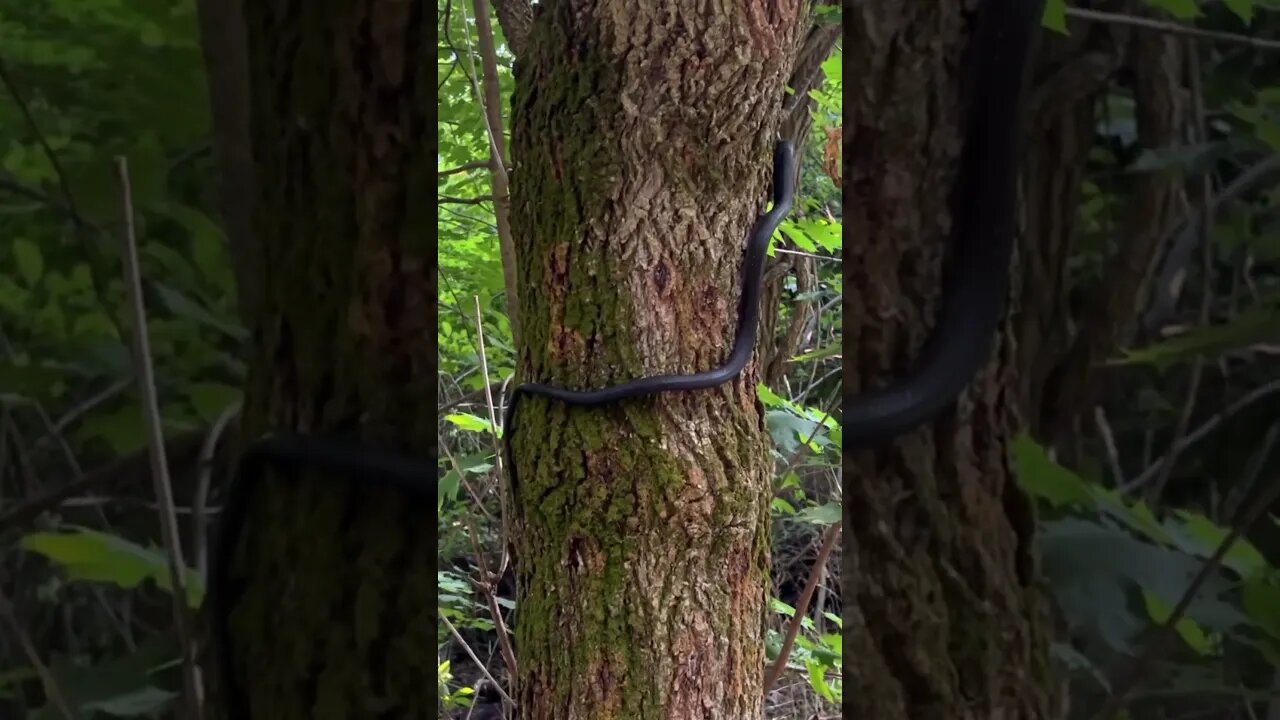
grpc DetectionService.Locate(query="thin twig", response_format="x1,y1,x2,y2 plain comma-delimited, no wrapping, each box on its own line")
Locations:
473,296,512,580
1121,378,1280,492
1147,41,1215,504
1064,7,1280,51
0,587,76,720
764,521,841,694
463,521,518,685
34,378,133,450
462,0,521,346
115,157,203,719
441,614,517,706
438,159,494,177
1093,406,1126,487
438,435,496,524
439,194,494,205
193,401,242,580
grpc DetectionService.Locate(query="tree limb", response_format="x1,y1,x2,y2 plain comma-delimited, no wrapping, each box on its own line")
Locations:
490,0,533,58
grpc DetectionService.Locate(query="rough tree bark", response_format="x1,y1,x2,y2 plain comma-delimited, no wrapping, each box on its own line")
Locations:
216,3,437,719
844,5,1058,719
505,1,807,717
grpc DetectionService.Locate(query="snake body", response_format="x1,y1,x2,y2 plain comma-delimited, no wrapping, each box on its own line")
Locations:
503,140,796,510
842,0,1044,447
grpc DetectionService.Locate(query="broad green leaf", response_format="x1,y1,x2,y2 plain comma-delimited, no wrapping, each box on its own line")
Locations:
1112,299,1280,369
1041,517,1243,653
1143,591,1214,656
756,383,787,408
439,469,461,510
807,660,836,702
1170,510,1269,578
445,412,498,436
796,502,840,525
33,640,178,719
153,284,248,342
1223,0,1255,24
1042,0,1069,33
21,528,204,608
1243,579,1280,640
1012,434,1094,508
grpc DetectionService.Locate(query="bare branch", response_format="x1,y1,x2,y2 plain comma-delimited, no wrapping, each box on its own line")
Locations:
764,522,841,694
1065,7,1280,51
115,157,204,719
490,0,533,58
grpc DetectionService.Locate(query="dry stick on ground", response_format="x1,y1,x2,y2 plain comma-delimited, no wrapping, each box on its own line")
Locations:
1089,471,1280,719
764,521,841,694
115,157,203,720
0,587,75,720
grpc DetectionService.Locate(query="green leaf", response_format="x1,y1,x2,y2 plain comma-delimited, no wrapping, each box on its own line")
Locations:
1243,579,1280,640
1113,299,1280,369
13,238,44,286
1169,510,1269,578
1222,0,1255,24
756,383,787,408
439,469,461,510
1012,434,1094,508
1143,591,1214,655
445,412,498,436
819,53,840,85
33,640,178,719
807,660,836,702
1042,0,1069,34
21,527,204,608
153,284,248,343
796,502,840,525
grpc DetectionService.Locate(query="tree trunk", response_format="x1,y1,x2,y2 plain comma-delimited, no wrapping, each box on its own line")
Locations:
506,1,806,717
218,3,437,718
844,5,1058,719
